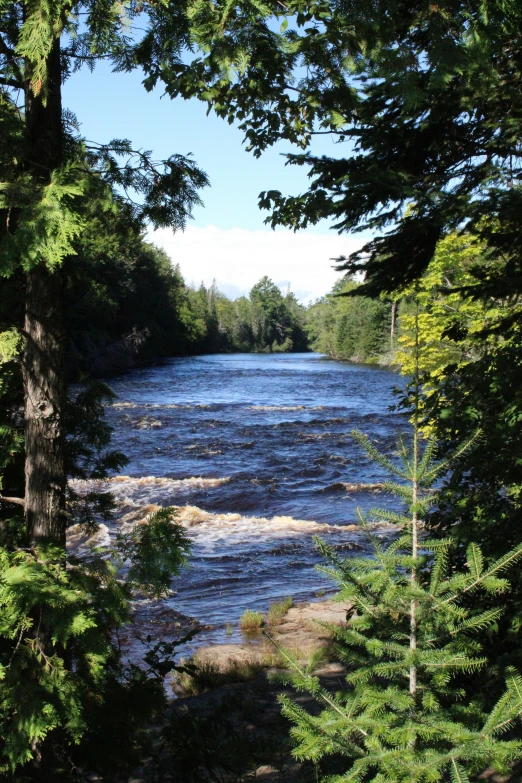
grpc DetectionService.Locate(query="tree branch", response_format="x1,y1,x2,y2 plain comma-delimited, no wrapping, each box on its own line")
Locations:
0,77,22,89
0,36,24,84
0,494,25,507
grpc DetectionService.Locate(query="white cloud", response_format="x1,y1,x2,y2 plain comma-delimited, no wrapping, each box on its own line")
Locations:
149,225,367,304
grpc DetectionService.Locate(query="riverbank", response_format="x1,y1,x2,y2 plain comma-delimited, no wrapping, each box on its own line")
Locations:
319,349,397,368
69,338,312,379
159,598,349,783
175,598,348,687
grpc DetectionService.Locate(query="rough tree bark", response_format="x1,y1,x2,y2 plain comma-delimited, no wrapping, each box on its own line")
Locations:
22,36,67,547
390,300,396,352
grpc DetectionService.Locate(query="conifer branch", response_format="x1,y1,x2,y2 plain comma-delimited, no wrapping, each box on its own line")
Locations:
450,758,471,783
266,632,370,738
436,542,522,607
0,77,22,89
0,37,23,85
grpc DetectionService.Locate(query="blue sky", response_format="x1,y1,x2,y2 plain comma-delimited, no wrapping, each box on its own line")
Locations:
63,62,365,301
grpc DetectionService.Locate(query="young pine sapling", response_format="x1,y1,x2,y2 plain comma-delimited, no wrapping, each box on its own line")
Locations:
274,422,522,783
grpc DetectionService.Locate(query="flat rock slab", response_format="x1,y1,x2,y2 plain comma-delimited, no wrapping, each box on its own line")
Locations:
275,600,348,635
193,599,349,670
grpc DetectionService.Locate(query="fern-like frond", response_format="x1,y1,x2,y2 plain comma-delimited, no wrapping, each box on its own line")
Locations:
465,543,484,580
450,758,471,783
351,430,409,480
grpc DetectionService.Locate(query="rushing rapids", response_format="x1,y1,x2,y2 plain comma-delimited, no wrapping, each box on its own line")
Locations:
68,353,404,657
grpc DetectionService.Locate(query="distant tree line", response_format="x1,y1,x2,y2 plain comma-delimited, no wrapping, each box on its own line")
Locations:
60,196,403,371
64,199,400,371
2,190,393,385
62,198,397,373
305,276,395,364
0,195,311,377
185,275,309,355
0,185,395,373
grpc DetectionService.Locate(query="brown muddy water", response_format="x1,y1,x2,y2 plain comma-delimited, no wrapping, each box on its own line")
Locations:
69,353,405,663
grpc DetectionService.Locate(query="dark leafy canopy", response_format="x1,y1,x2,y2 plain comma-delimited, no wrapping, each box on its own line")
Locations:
151,0,522,297
83,141,208,230
63,185,198,373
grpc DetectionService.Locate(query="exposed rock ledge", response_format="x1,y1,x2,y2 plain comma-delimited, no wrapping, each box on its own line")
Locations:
192,599,349,671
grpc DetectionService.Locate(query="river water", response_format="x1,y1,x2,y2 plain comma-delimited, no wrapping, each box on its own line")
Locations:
69,353,405,659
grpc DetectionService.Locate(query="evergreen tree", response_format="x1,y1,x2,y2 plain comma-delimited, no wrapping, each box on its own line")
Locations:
0,291,194,775
0,0,209,545
271,361,522,781
0,363,193,776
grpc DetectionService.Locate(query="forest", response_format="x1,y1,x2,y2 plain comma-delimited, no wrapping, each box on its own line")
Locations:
2,0,522,781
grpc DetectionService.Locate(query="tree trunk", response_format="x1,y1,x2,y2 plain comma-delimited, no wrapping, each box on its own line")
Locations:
23,267,66,546
390,301,397,352
409,302,420,722
22,35,66,546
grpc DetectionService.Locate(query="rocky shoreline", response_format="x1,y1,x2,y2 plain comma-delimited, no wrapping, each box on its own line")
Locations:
155,598,350,783
186,599,348,676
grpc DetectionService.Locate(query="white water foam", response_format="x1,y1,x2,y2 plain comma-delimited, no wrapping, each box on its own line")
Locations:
175,505,348,551
67,474,359,555
111,402,194,409
247,405,325,412
70,475,230,501
67,522,112,557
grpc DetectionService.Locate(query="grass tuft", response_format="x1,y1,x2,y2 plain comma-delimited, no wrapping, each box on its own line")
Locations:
267,596,293,626
239,609,265,633
175,658,264,695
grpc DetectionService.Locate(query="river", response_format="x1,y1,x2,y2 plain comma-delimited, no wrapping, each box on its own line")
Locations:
69,353,405,660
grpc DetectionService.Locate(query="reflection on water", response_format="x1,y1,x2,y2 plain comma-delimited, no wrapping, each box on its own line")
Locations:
69,353,406,658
